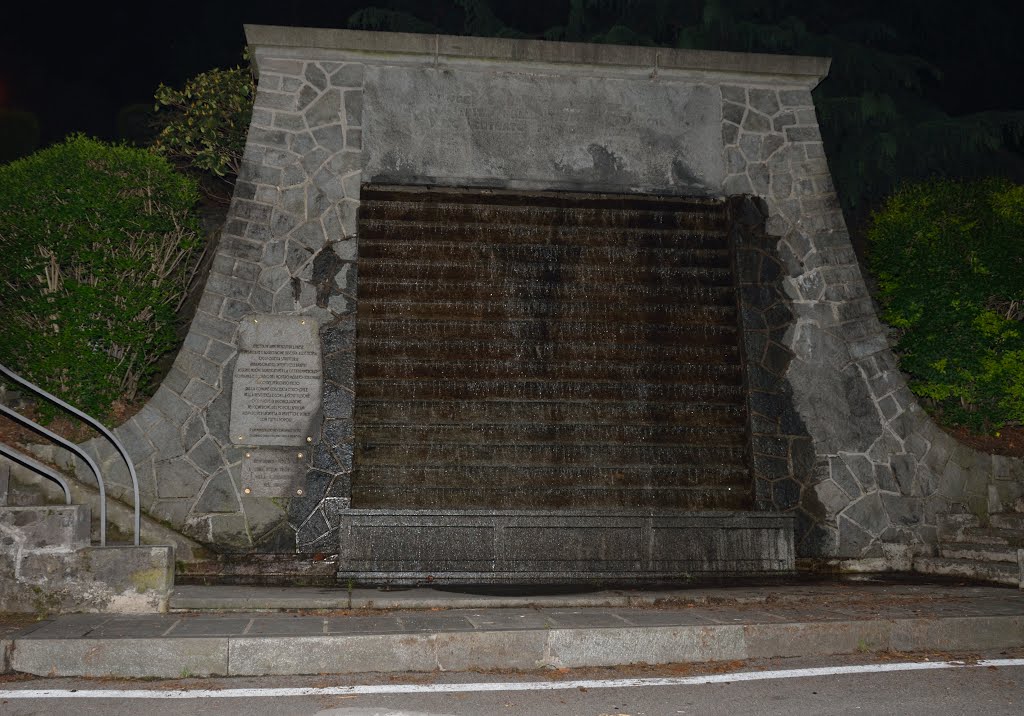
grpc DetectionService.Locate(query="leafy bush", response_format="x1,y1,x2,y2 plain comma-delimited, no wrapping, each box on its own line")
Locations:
0,135,203,422
869,179,1024,430
152,64,254,183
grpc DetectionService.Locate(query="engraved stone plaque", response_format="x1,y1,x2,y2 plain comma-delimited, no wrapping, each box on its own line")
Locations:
240,449,307,498
230,315,322,446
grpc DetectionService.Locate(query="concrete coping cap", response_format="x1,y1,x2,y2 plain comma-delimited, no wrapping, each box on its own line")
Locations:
244,25,831,86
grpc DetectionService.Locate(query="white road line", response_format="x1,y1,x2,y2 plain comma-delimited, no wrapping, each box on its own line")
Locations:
1,659,1023,700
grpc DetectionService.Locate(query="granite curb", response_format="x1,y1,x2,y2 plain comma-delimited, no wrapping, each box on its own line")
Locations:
5,585,1024,678
8,615,1023,678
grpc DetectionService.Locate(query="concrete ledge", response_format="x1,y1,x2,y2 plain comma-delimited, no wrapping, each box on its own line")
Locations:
244,25,830,83
10,613,1024,678
337,510,795,585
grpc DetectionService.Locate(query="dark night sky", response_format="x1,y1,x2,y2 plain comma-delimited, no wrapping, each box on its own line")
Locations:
2,1,1023,147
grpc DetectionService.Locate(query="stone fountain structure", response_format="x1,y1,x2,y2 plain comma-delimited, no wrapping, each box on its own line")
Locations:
57,26,1023,584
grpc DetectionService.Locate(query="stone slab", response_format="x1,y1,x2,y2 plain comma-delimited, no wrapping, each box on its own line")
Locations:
547,624,747,667
0,505,91,550
230,314,322,447
336,510,795,584
0,537,174,614
245,25,831,82
228,633,439,676
240,448,306,497
363,65,725,195
11,637,228,678
8,610,1024,677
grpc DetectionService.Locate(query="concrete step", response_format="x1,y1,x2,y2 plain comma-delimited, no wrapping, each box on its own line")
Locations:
958,526,1024,547
7,583,1024,678
913,556,1021,587
991,512,1024,530
7,456,209,561
0,505,91,550
939,542,1020,563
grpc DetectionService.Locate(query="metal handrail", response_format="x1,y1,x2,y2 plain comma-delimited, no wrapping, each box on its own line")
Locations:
0,364,140,545
0,404,108,545
0,442,72,505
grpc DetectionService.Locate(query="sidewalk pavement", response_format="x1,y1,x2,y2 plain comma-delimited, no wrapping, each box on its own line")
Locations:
2,580,1022,679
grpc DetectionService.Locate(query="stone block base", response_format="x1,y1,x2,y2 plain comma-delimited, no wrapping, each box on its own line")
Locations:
336,510,795,585
0,505,174,614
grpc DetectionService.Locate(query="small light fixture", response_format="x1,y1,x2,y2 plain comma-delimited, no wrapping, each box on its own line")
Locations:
243,487,252,495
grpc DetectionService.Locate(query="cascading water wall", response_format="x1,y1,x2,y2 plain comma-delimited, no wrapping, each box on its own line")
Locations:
352,185,753,511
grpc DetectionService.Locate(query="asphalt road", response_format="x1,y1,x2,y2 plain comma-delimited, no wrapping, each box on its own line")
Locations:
1,653,1021,715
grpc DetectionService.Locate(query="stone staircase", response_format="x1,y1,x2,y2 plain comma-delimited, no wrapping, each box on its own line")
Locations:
914,512,1024,588
352,185,751,511
0,459,175,613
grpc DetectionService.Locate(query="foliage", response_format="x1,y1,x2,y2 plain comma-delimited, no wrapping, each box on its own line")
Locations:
0,136,204,422
152,64,254,184
868,179,1024,430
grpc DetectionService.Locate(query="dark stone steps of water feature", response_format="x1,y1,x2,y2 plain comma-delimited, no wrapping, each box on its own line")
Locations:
358,192,726,229
357,338,741,365
355,379,746,402
353,186,746,512
356,358,743,384
358,258,736,287
355,441,747,466
358,299,738,325
357,280,738,305
355,422,748,447
354,400,747,428
360,184,725,210
353,464,752,489
349,484,751,511
358,240,732,269
359,220,731,249
358,318,739,346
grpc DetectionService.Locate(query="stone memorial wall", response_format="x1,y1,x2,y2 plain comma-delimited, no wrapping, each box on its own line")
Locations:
67,26,1022,567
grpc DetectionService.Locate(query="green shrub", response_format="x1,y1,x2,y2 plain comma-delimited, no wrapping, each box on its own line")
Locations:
0,135,203,422
869,178,1024,431
152,64,254,183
